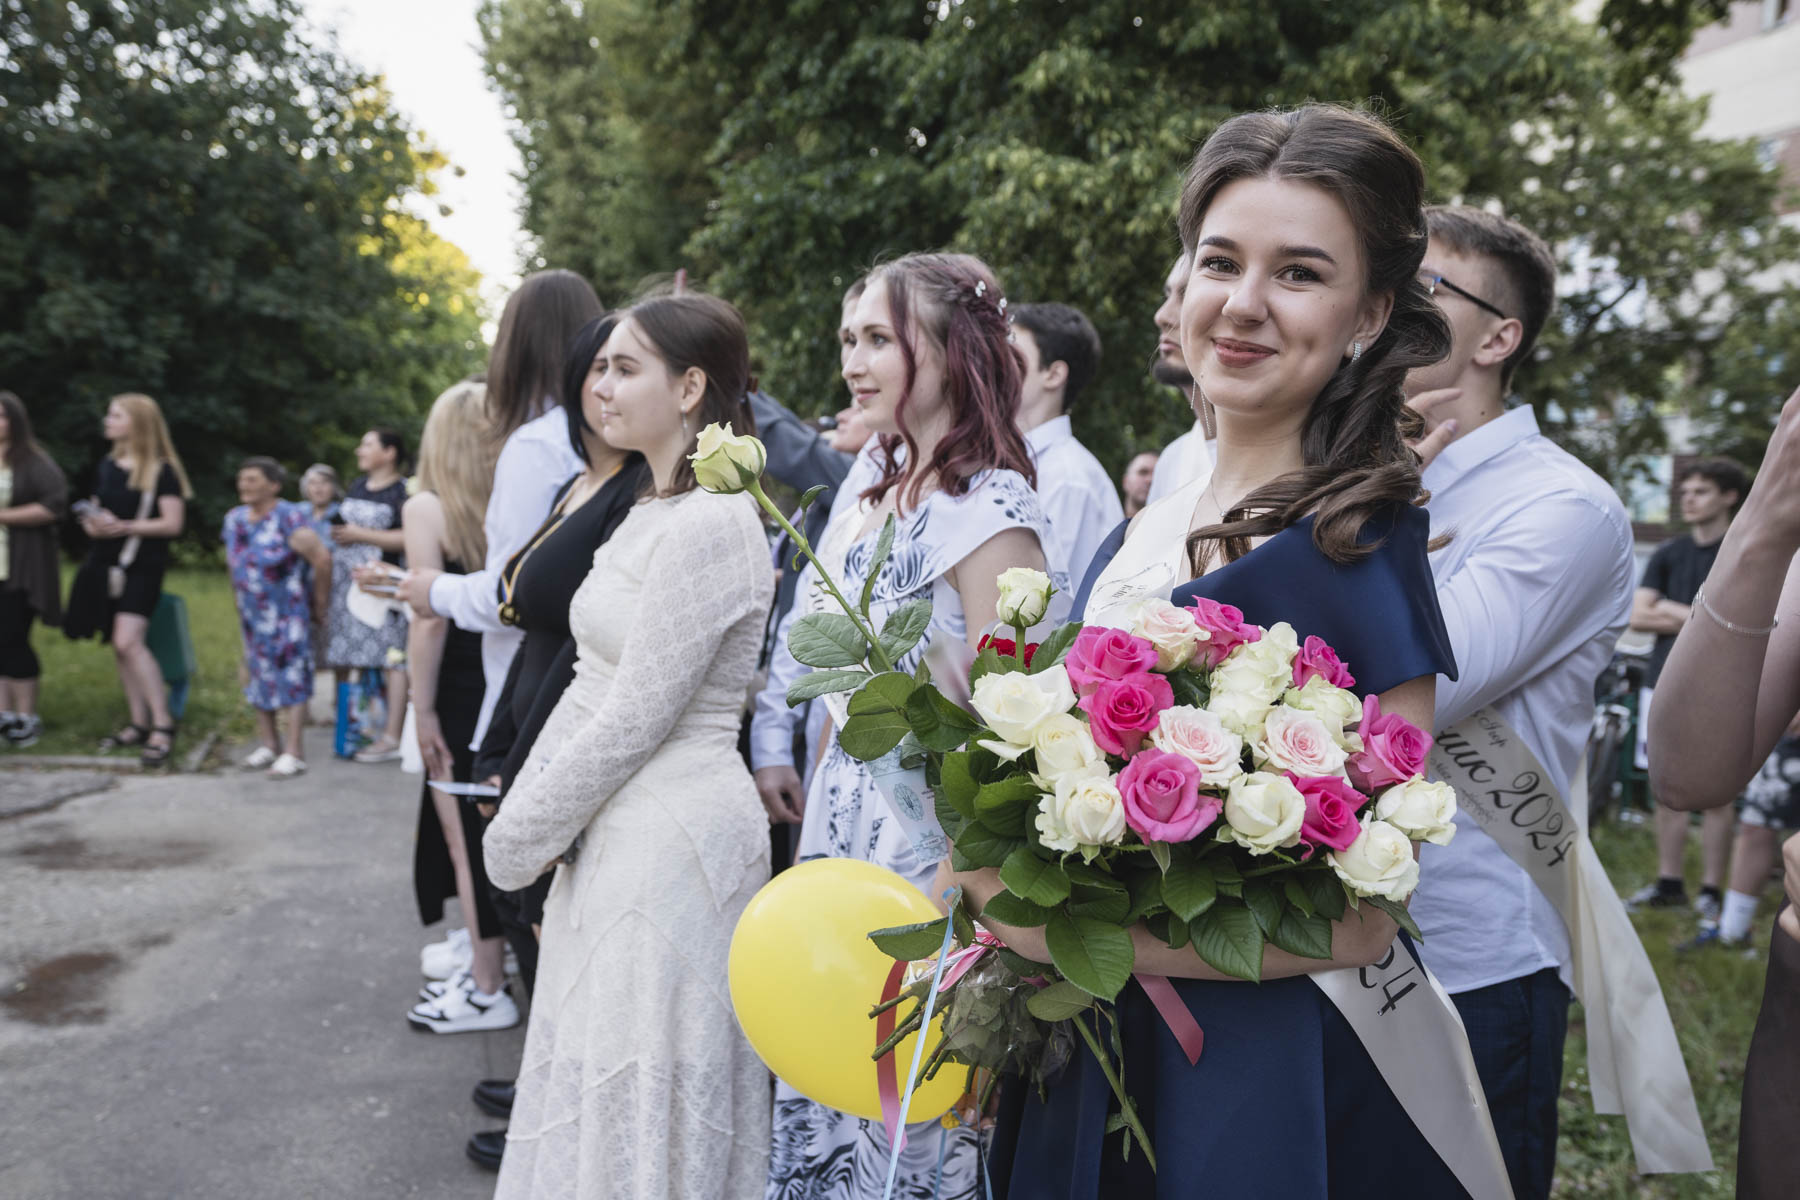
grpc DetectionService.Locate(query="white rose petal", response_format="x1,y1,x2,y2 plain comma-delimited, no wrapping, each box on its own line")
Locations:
1253,705,1350,778
970,664,1076,745
1221,771,1306,854
1029,713,1106,783
1149,704,1244,786
1283,676,1364,747
1036,772,1127,854
1329,817,1421,901
1206,680,1274,740
995,567,1054,628
1374,779,1460,846
1129,598,1205,671
689,423,766,493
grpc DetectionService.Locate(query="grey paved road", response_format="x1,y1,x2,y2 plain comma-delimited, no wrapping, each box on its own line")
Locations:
0,748,522,1199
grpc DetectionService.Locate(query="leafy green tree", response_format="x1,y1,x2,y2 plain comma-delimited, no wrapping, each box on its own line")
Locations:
0,0,486,539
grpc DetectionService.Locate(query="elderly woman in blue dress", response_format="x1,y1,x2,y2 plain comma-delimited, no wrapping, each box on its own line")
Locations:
224,457,331,777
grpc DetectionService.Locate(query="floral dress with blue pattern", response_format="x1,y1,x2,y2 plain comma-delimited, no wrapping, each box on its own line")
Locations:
223,500,315,711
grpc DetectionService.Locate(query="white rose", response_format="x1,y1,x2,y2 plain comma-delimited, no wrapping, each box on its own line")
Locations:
1283,676,1364,748
1149,704,1244,786
995,567,1053,628
1221,771,1306,854
1035,771,1128,854
970,663,1075,746
1374,779,1460,847
1253,705,1350,778
1228,620,1298,682
1028,713,1106,785
688,423,766,493
1205,675,1274,740
1129,598,1205,671
1329,817,1421,901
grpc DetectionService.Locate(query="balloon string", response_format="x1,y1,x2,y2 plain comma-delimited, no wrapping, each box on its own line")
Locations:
881,890,960,1200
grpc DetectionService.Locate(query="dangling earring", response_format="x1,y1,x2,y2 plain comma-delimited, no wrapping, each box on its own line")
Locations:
1350,341,1363,362
681,410,692,440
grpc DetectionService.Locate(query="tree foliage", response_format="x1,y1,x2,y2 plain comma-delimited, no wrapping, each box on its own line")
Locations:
481,0,1797,483
0,0,486,538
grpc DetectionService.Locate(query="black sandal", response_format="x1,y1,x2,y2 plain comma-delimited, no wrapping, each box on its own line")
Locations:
99,723,149,751
140,726,177,768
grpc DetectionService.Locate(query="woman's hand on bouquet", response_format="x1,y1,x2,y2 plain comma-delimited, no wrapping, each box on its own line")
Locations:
395,566,441,617
754,764,806,824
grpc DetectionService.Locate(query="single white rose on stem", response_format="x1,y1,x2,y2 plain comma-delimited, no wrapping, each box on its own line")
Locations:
1373,778,1460,846
970,662,1076,746
1129,598,1205,671
1149,704,1244,787
1036,771,1128,855
1029,713,1107,786
689,423,767,494
1283,676,1365,749
1221,771,1306,854
995,567,1053,628
1329,816,1421,901
1253,705,1350,778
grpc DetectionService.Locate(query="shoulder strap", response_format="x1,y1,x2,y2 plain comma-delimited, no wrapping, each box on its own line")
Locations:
116,467,158,570
1079,474,1207,624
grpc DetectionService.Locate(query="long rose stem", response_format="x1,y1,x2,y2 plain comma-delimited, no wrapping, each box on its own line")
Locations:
746,478,895,673
1072,1010,1158,1171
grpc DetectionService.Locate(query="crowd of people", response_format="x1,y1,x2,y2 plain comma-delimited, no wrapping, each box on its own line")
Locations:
9,100,1796,1199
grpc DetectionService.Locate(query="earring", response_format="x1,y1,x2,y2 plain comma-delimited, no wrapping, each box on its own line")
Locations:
682,410,692,440
1350,341,1363,362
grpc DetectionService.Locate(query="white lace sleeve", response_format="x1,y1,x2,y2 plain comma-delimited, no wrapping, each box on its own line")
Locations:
482,495,772,890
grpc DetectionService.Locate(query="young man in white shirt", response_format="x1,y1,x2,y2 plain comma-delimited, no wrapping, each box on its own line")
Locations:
1144,251,1217,504
1009,302,1122,585
1405,207,1636,1200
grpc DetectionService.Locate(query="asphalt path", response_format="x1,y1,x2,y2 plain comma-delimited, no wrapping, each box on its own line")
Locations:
0,747,523,1199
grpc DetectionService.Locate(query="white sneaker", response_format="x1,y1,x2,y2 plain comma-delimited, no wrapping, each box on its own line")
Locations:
268,753,307,778
407,984,519,1034
420,927,473,980
419,967,474,1003
242,745,277,769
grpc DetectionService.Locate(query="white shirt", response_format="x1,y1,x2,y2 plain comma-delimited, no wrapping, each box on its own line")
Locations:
1024,415,1124,587
1411,405,1634,994
426,405,584,748
1146,419,1215,504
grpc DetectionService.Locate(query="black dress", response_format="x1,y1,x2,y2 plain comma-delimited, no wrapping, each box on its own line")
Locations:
64,459,182,640
411,558,499,937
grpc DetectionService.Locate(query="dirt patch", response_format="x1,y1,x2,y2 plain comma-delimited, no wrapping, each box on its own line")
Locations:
10,833,211,871
1,951,122,1025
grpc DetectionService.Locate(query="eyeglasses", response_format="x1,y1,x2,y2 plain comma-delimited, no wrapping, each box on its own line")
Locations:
1420,272,1508,321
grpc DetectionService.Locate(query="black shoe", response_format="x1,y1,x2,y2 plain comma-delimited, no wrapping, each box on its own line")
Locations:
472,1077,515,1118
466,1129,505,1172
1625,880,1688,911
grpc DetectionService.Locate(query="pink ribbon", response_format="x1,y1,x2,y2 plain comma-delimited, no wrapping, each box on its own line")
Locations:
874,959,910,1153
1134,972,1205,1066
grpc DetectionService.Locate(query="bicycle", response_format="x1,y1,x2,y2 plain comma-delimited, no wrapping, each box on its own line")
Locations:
1587,645,1651,825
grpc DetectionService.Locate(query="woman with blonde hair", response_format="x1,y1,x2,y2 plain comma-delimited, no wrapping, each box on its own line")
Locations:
66,392,193,767
400,380,517,1034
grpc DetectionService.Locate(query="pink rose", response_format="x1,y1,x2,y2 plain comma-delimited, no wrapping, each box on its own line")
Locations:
1292,635,1356,691
1064,625,1160,694
1119,749,1220,843
1347,693,1433,791
1290,773,1367,852
1185,596,1261,669
1078,671,1174,757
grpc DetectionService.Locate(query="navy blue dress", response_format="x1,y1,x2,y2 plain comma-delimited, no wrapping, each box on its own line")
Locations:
991,504,1465,1199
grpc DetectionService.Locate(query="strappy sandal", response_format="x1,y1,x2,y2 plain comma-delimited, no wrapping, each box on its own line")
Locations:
98,723,149,751
140,725,177,768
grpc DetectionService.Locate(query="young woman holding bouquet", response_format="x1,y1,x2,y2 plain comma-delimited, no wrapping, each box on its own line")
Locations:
769,252,1062,1200
962,106,1471,1196
481,293,774,1199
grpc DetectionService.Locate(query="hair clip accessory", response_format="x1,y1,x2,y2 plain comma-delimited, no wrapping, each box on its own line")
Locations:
974,280,987,297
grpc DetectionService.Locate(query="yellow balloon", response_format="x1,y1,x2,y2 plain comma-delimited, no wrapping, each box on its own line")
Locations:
729,858,967,1123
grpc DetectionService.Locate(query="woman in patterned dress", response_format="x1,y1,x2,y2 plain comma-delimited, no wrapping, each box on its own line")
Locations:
324,428,410,760
223,457,330,777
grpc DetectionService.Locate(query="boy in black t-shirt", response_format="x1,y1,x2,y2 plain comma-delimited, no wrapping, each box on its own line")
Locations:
1628,458,1751,917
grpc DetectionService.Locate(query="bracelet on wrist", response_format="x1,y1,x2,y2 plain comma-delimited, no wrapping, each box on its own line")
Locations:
1692,586,1779,638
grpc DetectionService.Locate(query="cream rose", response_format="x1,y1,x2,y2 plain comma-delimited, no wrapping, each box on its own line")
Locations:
1205,672,1275,740
1221,771,1306,854
1228,620,1298,683
1374,779,1460,846
1128,598,1205,671
1283,676,1365,747
1253,705,1350,778
1035,771,1128,854
995,567,1054,628
1029,713,1106,785
970,663,1075,746
1149,704,1244,786
1329,816,1421,901
689,423,766,493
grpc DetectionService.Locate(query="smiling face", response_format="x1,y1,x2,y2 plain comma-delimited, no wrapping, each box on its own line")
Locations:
841,276,948,439
1181,176,1391,430
102,400,131,442
590,316,692,459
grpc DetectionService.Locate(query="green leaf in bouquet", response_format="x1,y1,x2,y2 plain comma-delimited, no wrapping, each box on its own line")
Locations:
1124,869,1165,923
1365,895,1424,941
1044,912,1135,1000
860,515,897,613
837,672,918,760
1243,879,1285,939
878,597,934,663
1300,867,1348,921
869,916,952,962
797,483,831,515
1068,885,1130,924
1159,853,1217,922
1211,855,1244,898
790,612,870,669
905,684,983,752
934,789,969,840
969,644,1010,685
994,946,1053,978
975,774,1042,837
1147,840,1172,875
1168,667,1210,709
1166,913,1191,950
913,655,932,686
937,752,978,820
954,821,1025,868
951,897,978,946
1060,858,1126,896
1028,621,1083,672
967,743,1005,783
786,668,869,705
1000,846,1072,905
981,888,1055,928
1284,878,1317,919
1025,980,1096,1022
1190,904,1264,982
1270,909,1335,959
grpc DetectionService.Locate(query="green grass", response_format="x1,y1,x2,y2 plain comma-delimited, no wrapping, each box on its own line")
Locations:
24,565,253,760
1556,815,1775,1196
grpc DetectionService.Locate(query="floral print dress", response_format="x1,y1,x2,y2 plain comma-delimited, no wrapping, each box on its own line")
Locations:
223,500,315,711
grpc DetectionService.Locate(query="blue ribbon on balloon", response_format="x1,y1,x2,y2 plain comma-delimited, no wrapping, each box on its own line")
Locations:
880,890,962,1200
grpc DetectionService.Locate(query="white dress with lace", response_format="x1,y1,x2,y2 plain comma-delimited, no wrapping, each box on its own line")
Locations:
484,488,774,1200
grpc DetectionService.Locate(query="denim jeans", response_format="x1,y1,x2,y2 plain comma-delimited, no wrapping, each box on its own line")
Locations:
1450,967,1570,1200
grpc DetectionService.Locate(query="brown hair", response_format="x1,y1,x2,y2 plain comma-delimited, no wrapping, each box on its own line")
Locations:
109,392,195,498
1425,206,1558,389
0,390,51,470
1678,457,1751,511
1175,105,1450,570
621,293,757,497
487,269,604,439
